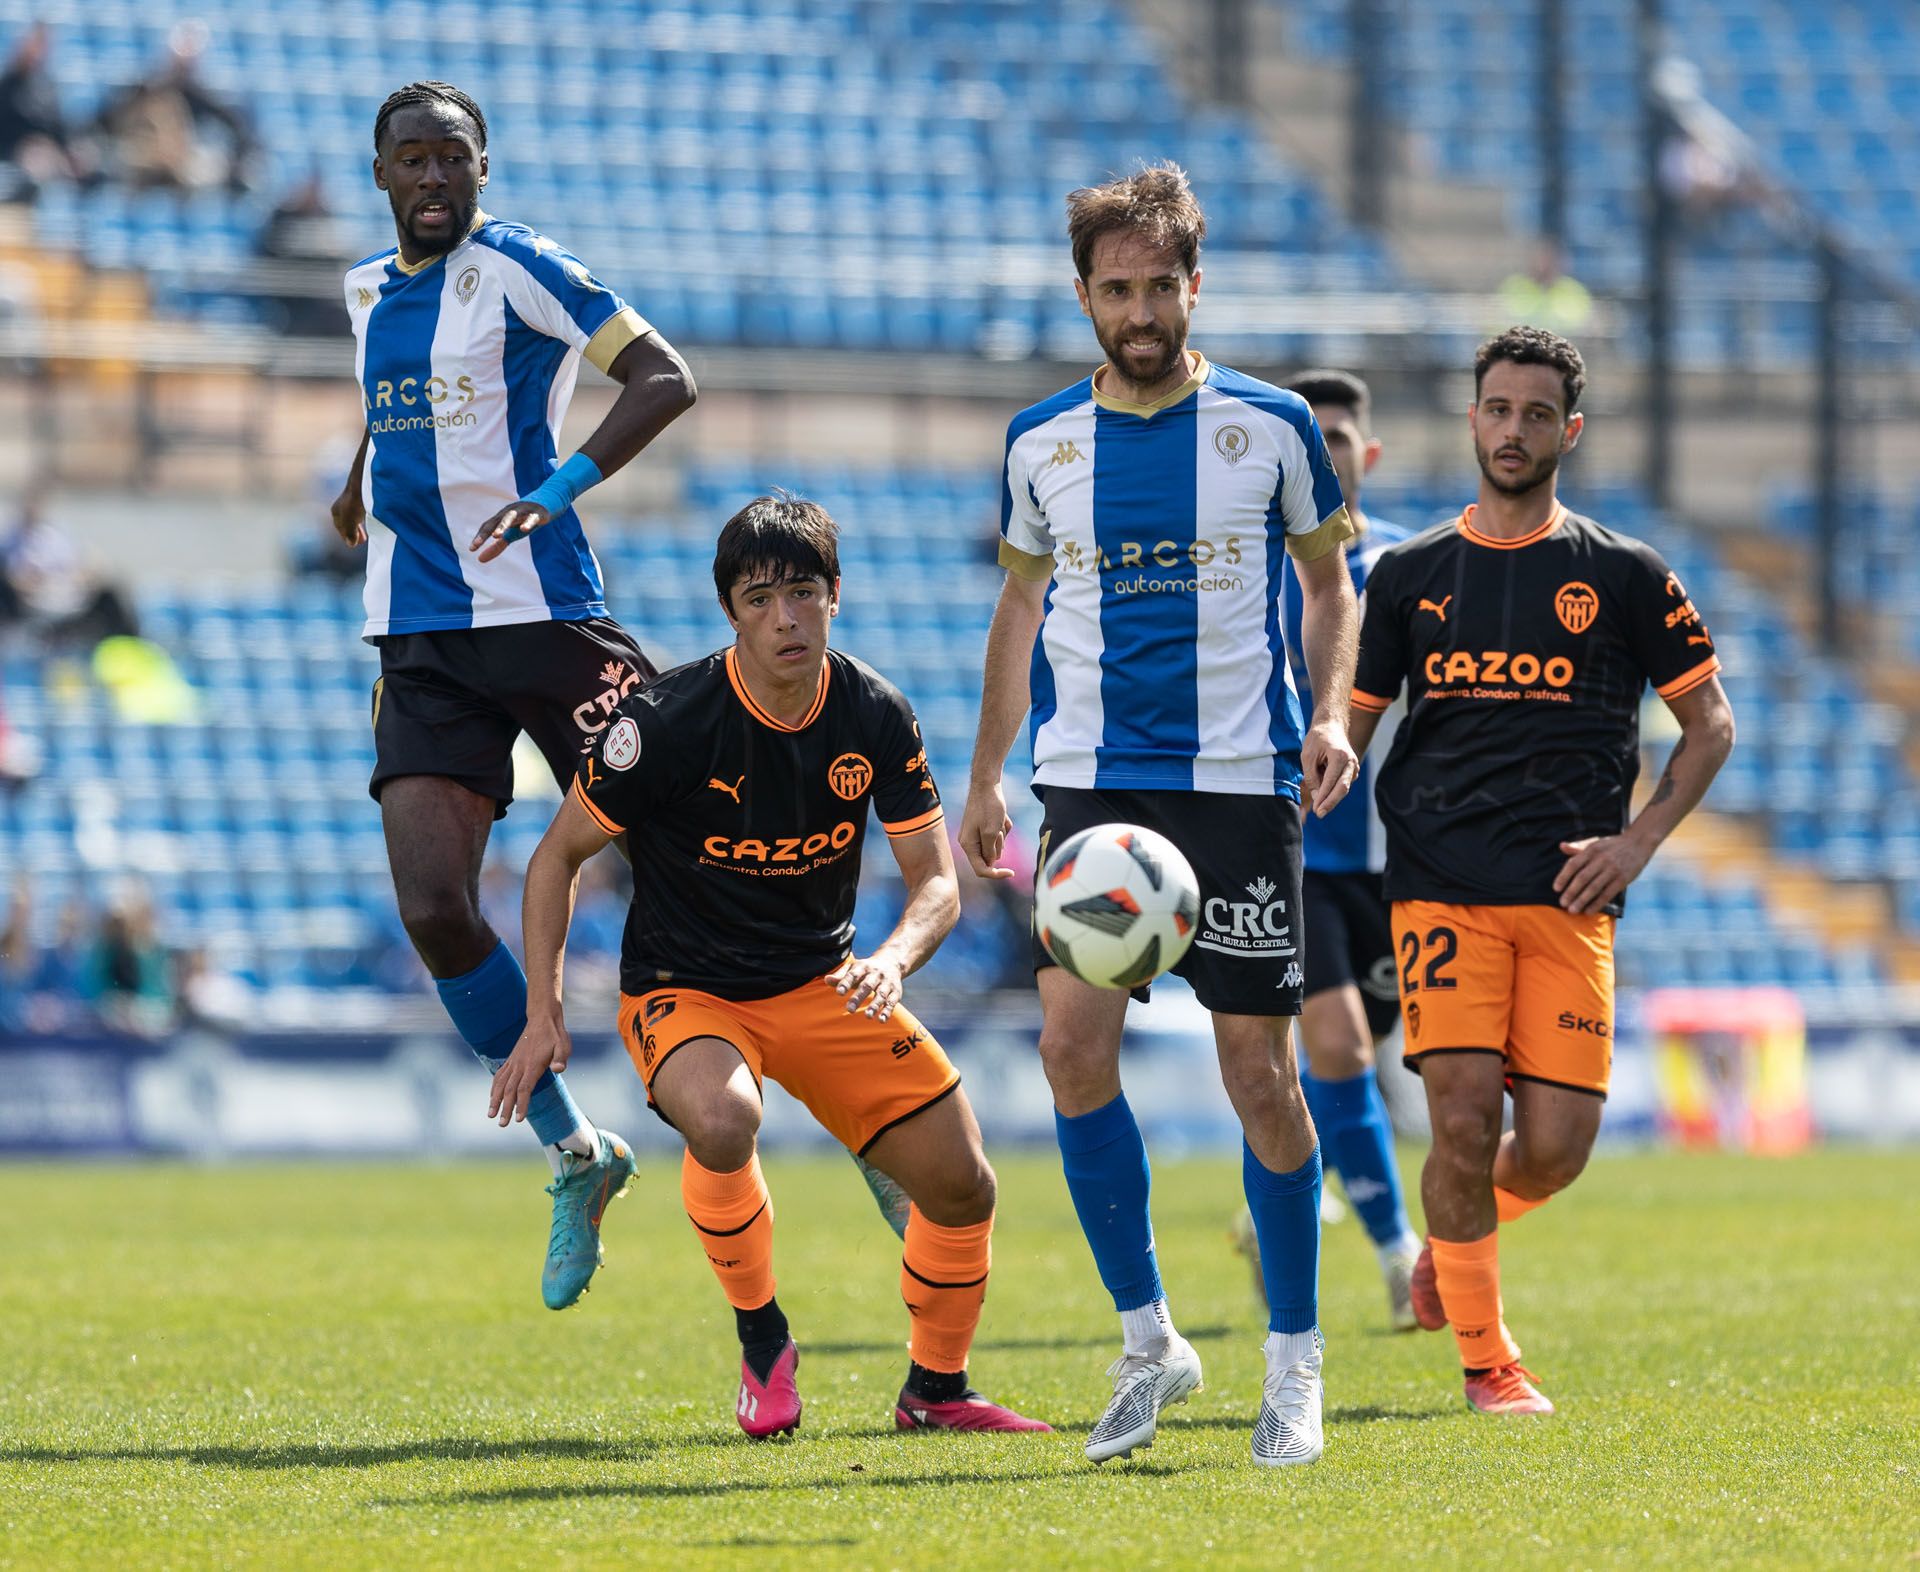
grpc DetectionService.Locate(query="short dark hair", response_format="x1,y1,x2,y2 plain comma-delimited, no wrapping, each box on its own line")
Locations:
1474,325,1586,414
1287,368,1372,430
1066,162,1206,281
374,81,488,155
713,493,841,613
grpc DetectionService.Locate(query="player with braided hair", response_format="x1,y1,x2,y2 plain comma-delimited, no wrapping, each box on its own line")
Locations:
333,80,697,1310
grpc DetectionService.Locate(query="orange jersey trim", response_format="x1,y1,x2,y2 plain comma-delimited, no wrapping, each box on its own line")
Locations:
572,775,624,835
1457,502,1566,551
725,646,830,732
1351,687,1394,714
1656,653,1721,700
882,806,945,838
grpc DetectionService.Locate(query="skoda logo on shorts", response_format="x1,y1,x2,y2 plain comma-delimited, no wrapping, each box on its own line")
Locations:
603,716,640,771
827,752,872,800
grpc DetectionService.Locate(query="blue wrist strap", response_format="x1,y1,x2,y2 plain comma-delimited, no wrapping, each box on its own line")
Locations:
520,451,603,524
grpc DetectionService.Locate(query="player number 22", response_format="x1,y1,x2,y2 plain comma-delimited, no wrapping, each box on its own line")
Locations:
1399,926,1459,993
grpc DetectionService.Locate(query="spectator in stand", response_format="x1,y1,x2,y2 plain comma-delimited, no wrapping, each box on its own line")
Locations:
93,21,256,195
84,881,173,1037
0,22,95,199
257,169,355,336
0,487,139,652
14,891,92,1034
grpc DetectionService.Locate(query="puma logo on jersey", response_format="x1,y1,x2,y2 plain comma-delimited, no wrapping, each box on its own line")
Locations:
708,774,745,802
581,756,604,792
1419,595,1453,622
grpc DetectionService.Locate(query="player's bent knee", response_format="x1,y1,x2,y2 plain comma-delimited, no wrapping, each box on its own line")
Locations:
675,1097,761,1173
1431,1102,1502,1163
918,1161,996,1227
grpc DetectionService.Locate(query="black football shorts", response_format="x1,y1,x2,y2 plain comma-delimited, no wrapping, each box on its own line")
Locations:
1032,785,1305,1017
1301,869,1401,1037
369,616,657,817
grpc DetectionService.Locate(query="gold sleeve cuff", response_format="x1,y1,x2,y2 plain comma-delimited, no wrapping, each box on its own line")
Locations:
998,540,1054,580
1285,506,1356,562
584,307,652,375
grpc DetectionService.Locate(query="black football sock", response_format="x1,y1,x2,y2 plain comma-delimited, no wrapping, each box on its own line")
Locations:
735,1297,791,1384
904,1360,969,1403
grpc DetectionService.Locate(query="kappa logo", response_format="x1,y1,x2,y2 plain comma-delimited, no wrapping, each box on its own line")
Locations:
354,286,376,310
1555,581,1600,635
1280,961,1304,989
1213,423,1250,465
827,752,872,801
1049,440,1085,467
1419,595,1453,622
455,265,481,305
707,774,745,803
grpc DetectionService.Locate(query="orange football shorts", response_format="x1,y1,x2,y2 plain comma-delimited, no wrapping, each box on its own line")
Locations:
618,975,961,1154
1391,900,1616,1096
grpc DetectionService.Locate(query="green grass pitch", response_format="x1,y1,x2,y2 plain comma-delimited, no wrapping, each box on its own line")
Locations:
2,1147,1914,1570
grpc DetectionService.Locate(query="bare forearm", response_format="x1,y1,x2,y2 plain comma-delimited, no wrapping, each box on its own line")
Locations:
878,873,961,978
577,336,697,479
1628,720,1732,850
1348,706,1383,759
521,843,583,1024
968,582,1043,789
1300,578,1358,729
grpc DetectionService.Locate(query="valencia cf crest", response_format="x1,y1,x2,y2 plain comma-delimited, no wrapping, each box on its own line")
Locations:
827,752,873,801
1554,581,1599,635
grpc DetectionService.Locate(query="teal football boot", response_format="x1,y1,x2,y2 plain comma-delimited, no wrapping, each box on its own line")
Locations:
542,1128,637,1309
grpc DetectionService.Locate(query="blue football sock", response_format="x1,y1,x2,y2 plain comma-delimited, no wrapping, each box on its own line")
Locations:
1302,1067,1413,1248
435,941,588,1149
1055,1093,1162,1312
1243,1140,1322,1334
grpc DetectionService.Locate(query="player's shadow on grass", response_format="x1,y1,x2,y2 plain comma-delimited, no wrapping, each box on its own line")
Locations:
803,1322,1237,1358
5,1436,656,1470
391,1457,1191,1508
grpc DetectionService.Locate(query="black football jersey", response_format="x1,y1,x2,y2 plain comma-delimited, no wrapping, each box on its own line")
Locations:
573,646,943,999
1351,505,1719,913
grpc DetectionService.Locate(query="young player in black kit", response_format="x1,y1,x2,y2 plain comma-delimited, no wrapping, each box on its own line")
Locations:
489,495,1051,1440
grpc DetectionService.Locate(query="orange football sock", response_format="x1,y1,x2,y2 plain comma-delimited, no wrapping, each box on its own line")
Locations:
1495,1187,1548,1224
681,1149,775,1311
1429,1231,1523,1370
901,1205,992,1374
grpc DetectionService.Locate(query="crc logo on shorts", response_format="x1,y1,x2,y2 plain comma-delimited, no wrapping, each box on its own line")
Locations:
1213,423,1250,465
573,660,647,743
602,716,640,771
456,265,481,305
1196,875,1297,960
1555,581,1599,635
827,753,873,800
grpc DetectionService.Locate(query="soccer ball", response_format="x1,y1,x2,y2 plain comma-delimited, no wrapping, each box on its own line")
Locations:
1035,823,1200,990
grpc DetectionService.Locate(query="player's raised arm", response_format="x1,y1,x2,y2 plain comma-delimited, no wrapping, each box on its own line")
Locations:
1292,535,1360,818
474,329,698,562
488,785,617,1125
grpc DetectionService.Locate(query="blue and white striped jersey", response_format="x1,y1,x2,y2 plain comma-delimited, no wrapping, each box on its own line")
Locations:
344,215,650,639
1283,513,1411,872
999,356,1352,800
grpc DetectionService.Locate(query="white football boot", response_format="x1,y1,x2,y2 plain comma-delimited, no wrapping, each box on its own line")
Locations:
1252,1328,1324,1467
1084,1333,1204,1463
